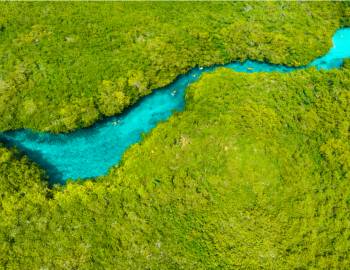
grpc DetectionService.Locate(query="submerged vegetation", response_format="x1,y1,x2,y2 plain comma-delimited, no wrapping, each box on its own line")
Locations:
0,1,347,132
1,1,350,269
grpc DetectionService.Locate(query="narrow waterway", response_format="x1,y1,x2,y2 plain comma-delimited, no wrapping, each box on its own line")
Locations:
1,28,350,183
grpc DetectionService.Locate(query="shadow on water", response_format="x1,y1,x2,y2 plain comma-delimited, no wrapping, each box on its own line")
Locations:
0,135,64,184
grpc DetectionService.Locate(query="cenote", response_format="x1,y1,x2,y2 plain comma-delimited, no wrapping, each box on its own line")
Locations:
1,28,350,184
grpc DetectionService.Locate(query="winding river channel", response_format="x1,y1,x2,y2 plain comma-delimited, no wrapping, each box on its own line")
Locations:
1,28,350,183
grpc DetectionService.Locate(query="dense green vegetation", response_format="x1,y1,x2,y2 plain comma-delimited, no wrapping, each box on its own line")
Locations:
0,2,347,132
1,60,350,268
0,146,47,197
1,2,350,269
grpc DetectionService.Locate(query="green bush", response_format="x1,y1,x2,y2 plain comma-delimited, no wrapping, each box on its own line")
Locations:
0,2,349,269
1,63,349,269
0,1,345,132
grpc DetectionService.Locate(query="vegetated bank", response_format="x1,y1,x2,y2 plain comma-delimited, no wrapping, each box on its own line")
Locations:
1,26,350,183
1,2,350,269
0,2,348,132
1,61,349,268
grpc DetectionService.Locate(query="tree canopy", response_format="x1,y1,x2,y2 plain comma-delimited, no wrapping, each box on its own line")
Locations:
0,2,349,269
0,1,347,132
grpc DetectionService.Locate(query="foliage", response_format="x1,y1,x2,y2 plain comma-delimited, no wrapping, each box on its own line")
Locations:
0,1,346,132
1,2,350,269
0,146,47,198
1,60,349,268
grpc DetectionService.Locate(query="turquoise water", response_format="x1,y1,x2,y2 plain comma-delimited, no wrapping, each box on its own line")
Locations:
1,28,350,184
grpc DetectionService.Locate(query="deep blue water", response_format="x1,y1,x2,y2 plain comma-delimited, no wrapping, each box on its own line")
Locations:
1,28,350,184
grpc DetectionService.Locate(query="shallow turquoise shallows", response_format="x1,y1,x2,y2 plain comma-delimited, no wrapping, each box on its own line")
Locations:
1,28,350,183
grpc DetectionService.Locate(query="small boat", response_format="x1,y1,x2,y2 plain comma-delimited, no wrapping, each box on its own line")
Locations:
112,120,119,126
171,90,177,96
247,67,254,70
199,67,203,70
